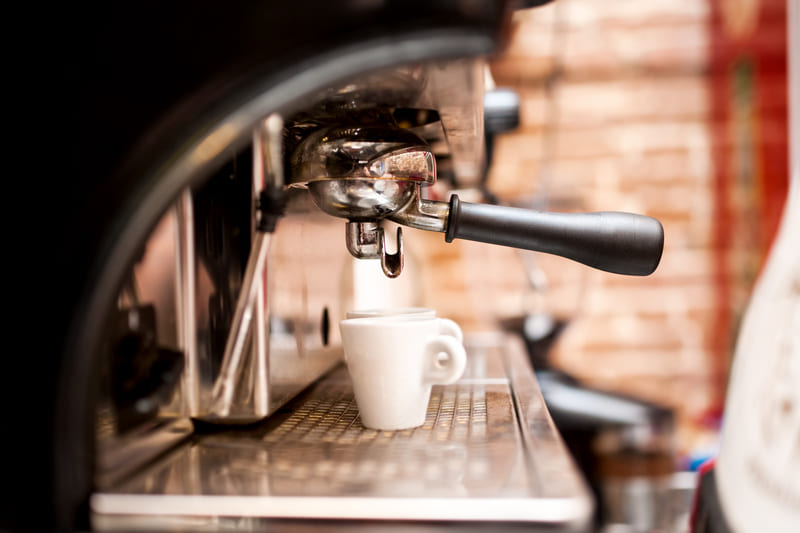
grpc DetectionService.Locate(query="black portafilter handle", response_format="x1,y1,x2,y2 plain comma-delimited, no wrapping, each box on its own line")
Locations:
445,195,664,276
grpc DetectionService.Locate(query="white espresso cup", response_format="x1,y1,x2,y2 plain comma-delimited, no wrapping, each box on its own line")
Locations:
340,316,467,430
346,307,463,343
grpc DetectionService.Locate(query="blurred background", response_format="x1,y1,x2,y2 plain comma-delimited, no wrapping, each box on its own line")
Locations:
401,0,789,528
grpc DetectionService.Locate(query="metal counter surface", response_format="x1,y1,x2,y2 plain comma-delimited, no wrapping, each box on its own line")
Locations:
91,333,592,530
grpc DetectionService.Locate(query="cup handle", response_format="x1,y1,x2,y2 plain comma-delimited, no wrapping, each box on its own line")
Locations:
437,317,464,343
423,335,467,385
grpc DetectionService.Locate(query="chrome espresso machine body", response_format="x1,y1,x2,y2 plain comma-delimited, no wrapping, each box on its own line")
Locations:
27,1,663,531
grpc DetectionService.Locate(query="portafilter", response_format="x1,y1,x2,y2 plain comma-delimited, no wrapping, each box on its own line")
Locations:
289,125,664,278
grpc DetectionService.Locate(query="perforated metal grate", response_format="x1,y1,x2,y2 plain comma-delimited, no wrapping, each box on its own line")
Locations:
94,339,592,527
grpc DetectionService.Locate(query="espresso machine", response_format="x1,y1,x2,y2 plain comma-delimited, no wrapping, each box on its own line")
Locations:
22,1,664,531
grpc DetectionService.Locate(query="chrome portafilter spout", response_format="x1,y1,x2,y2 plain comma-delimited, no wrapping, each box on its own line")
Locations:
290,125,665,279
345,220,404,278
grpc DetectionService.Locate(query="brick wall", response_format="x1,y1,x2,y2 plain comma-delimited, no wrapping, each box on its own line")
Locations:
417,0,722,456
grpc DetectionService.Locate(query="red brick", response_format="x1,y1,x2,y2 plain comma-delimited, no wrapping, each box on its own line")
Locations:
558,0,709,29
553,77,709,126
619,148,713,185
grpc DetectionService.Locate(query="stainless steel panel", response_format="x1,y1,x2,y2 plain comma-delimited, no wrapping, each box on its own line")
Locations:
95,414,194,490
92,335,592,529
96,193,346,487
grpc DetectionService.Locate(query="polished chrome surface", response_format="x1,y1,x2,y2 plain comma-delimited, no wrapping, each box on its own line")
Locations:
379,225,404,278
424,60,486,187
291,125,434,223
257,114,285,190
252,189,269,419
254,270,269,415
175,190,198,414
289,126,436,186
345,221,404,278
345,221,382,259
92,335,592,529
307,178,418,220
388,196,450,233
96,206,195,488
95,414,193,490
284,59,485,189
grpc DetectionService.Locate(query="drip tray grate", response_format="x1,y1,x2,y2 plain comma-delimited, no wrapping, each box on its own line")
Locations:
92,335,591,529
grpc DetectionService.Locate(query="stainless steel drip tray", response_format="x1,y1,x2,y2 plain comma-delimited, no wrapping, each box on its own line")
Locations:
92,334,592,530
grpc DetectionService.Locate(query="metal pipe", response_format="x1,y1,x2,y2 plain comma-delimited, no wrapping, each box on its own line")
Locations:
252,119,277,416
210,230,272,415
174,189,198,414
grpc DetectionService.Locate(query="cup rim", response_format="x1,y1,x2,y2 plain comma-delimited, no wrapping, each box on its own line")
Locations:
340,315,442,327
346,307,435,318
